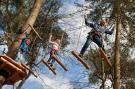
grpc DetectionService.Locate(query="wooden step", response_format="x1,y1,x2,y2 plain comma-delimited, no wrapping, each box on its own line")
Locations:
0,55,27,85
99,48,112,67
71,51,90,70
42,60,57,75
52,54,68,71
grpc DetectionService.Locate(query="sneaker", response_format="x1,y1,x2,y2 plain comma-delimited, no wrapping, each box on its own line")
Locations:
51,64,53,67
50,64,56,70
50,64,53,67
79,54,83,58
47,61,51,64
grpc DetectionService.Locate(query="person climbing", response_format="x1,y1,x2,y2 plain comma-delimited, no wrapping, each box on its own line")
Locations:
79,16,114,57
47,33,61,67
19,37,31,54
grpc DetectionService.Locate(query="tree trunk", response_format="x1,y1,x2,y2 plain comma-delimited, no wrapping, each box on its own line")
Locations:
7,0,43,59
113,0,121,89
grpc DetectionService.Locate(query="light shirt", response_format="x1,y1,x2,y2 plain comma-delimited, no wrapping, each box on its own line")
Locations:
52,42,59,51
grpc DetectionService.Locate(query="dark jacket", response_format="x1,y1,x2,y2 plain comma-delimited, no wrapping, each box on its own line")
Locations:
85,19,114,37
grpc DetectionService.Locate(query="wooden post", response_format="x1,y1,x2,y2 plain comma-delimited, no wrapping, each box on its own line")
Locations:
99,48,112,67
51,54,68,71
42,60,57,75
0,55,26,72
71,51,90,69
0,57,27,85
114,0,121,88
28,24,42,40
0,57,25,75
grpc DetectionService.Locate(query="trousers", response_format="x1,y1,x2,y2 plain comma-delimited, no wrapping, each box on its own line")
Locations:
80,34,104,56
47,49,57,65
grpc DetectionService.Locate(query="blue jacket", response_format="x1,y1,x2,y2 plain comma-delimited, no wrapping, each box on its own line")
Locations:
19,38,30,53
85,19,114,36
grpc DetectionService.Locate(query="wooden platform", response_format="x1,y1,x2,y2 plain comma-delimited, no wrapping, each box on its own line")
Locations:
71,51,90,70
0,55,27,85
99,48,112,67
42,60,56,75
52,54,68,71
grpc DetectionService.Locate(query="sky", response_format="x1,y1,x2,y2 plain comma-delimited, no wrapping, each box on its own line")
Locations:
58,0,92,50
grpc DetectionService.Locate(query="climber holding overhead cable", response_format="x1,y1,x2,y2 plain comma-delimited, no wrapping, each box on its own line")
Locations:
79,15,115,67
19,37,31,54
47,33,61,68
79,15,114,57
43,32,68,71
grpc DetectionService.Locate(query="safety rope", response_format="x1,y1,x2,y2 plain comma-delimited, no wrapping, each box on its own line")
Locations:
76,28,83,50
75,13,84,50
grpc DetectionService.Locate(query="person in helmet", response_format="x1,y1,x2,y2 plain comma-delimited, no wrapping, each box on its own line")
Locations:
79,16,114,57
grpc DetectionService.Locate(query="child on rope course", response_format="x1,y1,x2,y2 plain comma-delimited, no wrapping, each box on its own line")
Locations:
19,37,31,54
79,16,114,57
15,28,31,54
47,34,61,67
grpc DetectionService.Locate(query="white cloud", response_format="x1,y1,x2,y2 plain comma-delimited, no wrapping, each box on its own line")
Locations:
59,1,80,17
3,74,73,89
59,8,92,52
0,45,8,55
23,74,74,89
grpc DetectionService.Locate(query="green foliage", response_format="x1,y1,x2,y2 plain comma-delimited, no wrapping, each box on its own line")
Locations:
33,0,69,49
121,59,135,89
88,74,99,84
84,48,112,84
